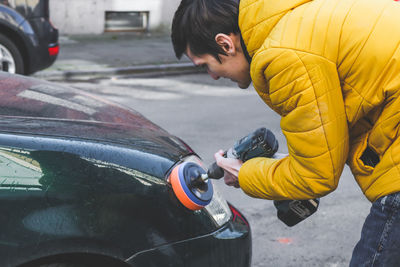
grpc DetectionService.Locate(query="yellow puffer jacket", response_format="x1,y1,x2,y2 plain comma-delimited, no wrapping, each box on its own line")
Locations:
237,0,400,202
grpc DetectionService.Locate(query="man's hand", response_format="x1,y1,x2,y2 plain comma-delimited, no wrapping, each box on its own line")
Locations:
214,150,243,188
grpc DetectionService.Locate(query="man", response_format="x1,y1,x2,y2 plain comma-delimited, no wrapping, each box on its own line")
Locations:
171,0,400,265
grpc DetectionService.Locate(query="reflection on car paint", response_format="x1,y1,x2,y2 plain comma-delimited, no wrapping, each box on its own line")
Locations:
0,145,168,192
0,133,175,178
86,158,166,186
18,89,98,115
0,5,23,26
0,148,43,191
23,205,84,236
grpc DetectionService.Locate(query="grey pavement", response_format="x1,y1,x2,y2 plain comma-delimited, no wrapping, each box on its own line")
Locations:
33,32,203,80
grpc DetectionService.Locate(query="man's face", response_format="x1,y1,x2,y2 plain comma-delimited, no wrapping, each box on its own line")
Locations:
186,46,251,89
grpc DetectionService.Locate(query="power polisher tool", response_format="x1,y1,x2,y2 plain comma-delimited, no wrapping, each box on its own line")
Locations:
169,127,319,227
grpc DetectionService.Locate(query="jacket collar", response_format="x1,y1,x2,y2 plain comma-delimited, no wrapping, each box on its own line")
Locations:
240,34,252,64
238,0,311,57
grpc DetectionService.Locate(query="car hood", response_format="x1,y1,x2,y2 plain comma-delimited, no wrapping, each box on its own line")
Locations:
0,73,194,178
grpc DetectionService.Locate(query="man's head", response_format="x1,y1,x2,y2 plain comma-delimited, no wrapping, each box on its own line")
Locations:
171,0,251,89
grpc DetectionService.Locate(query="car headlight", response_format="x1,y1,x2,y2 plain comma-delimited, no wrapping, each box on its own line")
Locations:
183,155,232,227
204,184,232,226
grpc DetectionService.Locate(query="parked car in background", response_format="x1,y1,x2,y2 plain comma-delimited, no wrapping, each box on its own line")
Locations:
0,72,252,267
0,0,58,75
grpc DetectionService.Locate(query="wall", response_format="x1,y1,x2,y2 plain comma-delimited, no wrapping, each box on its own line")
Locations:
160,0,180,29
50,0,107,35
49,0,181,35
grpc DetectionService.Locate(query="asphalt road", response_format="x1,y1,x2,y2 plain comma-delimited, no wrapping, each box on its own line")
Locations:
59,74,371,267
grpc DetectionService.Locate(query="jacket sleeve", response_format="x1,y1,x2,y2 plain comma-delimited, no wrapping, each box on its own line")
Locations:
238,48,349,200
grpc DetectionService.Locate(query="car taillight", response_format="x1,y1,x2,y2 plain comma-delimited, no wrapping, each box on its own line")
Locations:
48,45,59,56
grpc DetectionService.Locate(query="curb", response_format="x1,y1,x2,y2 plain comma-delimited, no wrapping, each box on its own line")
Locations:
34,62,205,81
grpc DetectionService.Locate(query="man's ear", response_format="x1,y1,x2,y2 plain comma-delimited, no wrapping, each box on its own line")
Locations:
215,33,236,55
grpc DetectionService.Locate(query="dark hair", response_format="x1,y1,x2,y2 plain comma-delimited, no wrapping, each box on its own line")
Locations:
171,0,240,62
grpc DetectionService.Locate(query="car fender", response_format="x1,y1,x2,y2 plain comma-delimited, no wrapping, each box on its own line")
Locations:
0,148,217,266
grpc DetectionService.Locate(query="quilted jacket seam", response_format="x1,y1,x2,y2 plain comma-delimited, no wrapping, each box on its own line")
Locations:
240,0,259,10
368,40,400,95
342,82,380,127
375,111,400,141
269,70,309,95
282,113,345,134
270,64,337,108
289,144,345,162
342,81,374,106
307,1,324,52
283,123,321,134
363,166,392,194
266,46,336,65
292,51,336,177
343,2,389,79
294,8,304,47
337,0,359,69
322,0,341,57
279,11,289,45
272,87,316,108
267,53,307,83
289,151,335,181
269,62,320,95
270,84,312,107
241,12,287,36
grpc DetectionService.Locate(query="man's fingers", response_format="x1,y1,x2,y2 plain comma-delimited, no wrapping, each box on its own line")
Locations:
214,149,225,162
213,149,242,189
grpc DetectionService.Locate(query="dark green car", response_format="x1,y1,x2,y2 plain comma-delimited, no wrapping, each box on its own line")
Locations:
0,73,251,267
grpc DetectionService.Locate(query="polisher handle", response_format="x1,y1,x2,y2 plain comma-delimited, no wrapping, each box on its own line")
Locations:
207,162,224,179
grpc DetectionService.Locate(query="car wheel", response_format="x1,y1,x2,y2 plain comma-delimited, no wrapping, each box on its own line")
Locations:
0,33,24,74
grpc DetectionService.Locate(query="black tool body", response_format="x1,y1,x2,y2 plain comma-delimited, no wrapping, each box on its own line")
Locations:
205,127,319,227
207,127,278,178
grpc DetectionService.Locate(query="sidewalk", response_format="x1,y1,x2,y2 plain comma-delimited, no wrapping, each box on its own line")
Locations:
33,32,203,80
